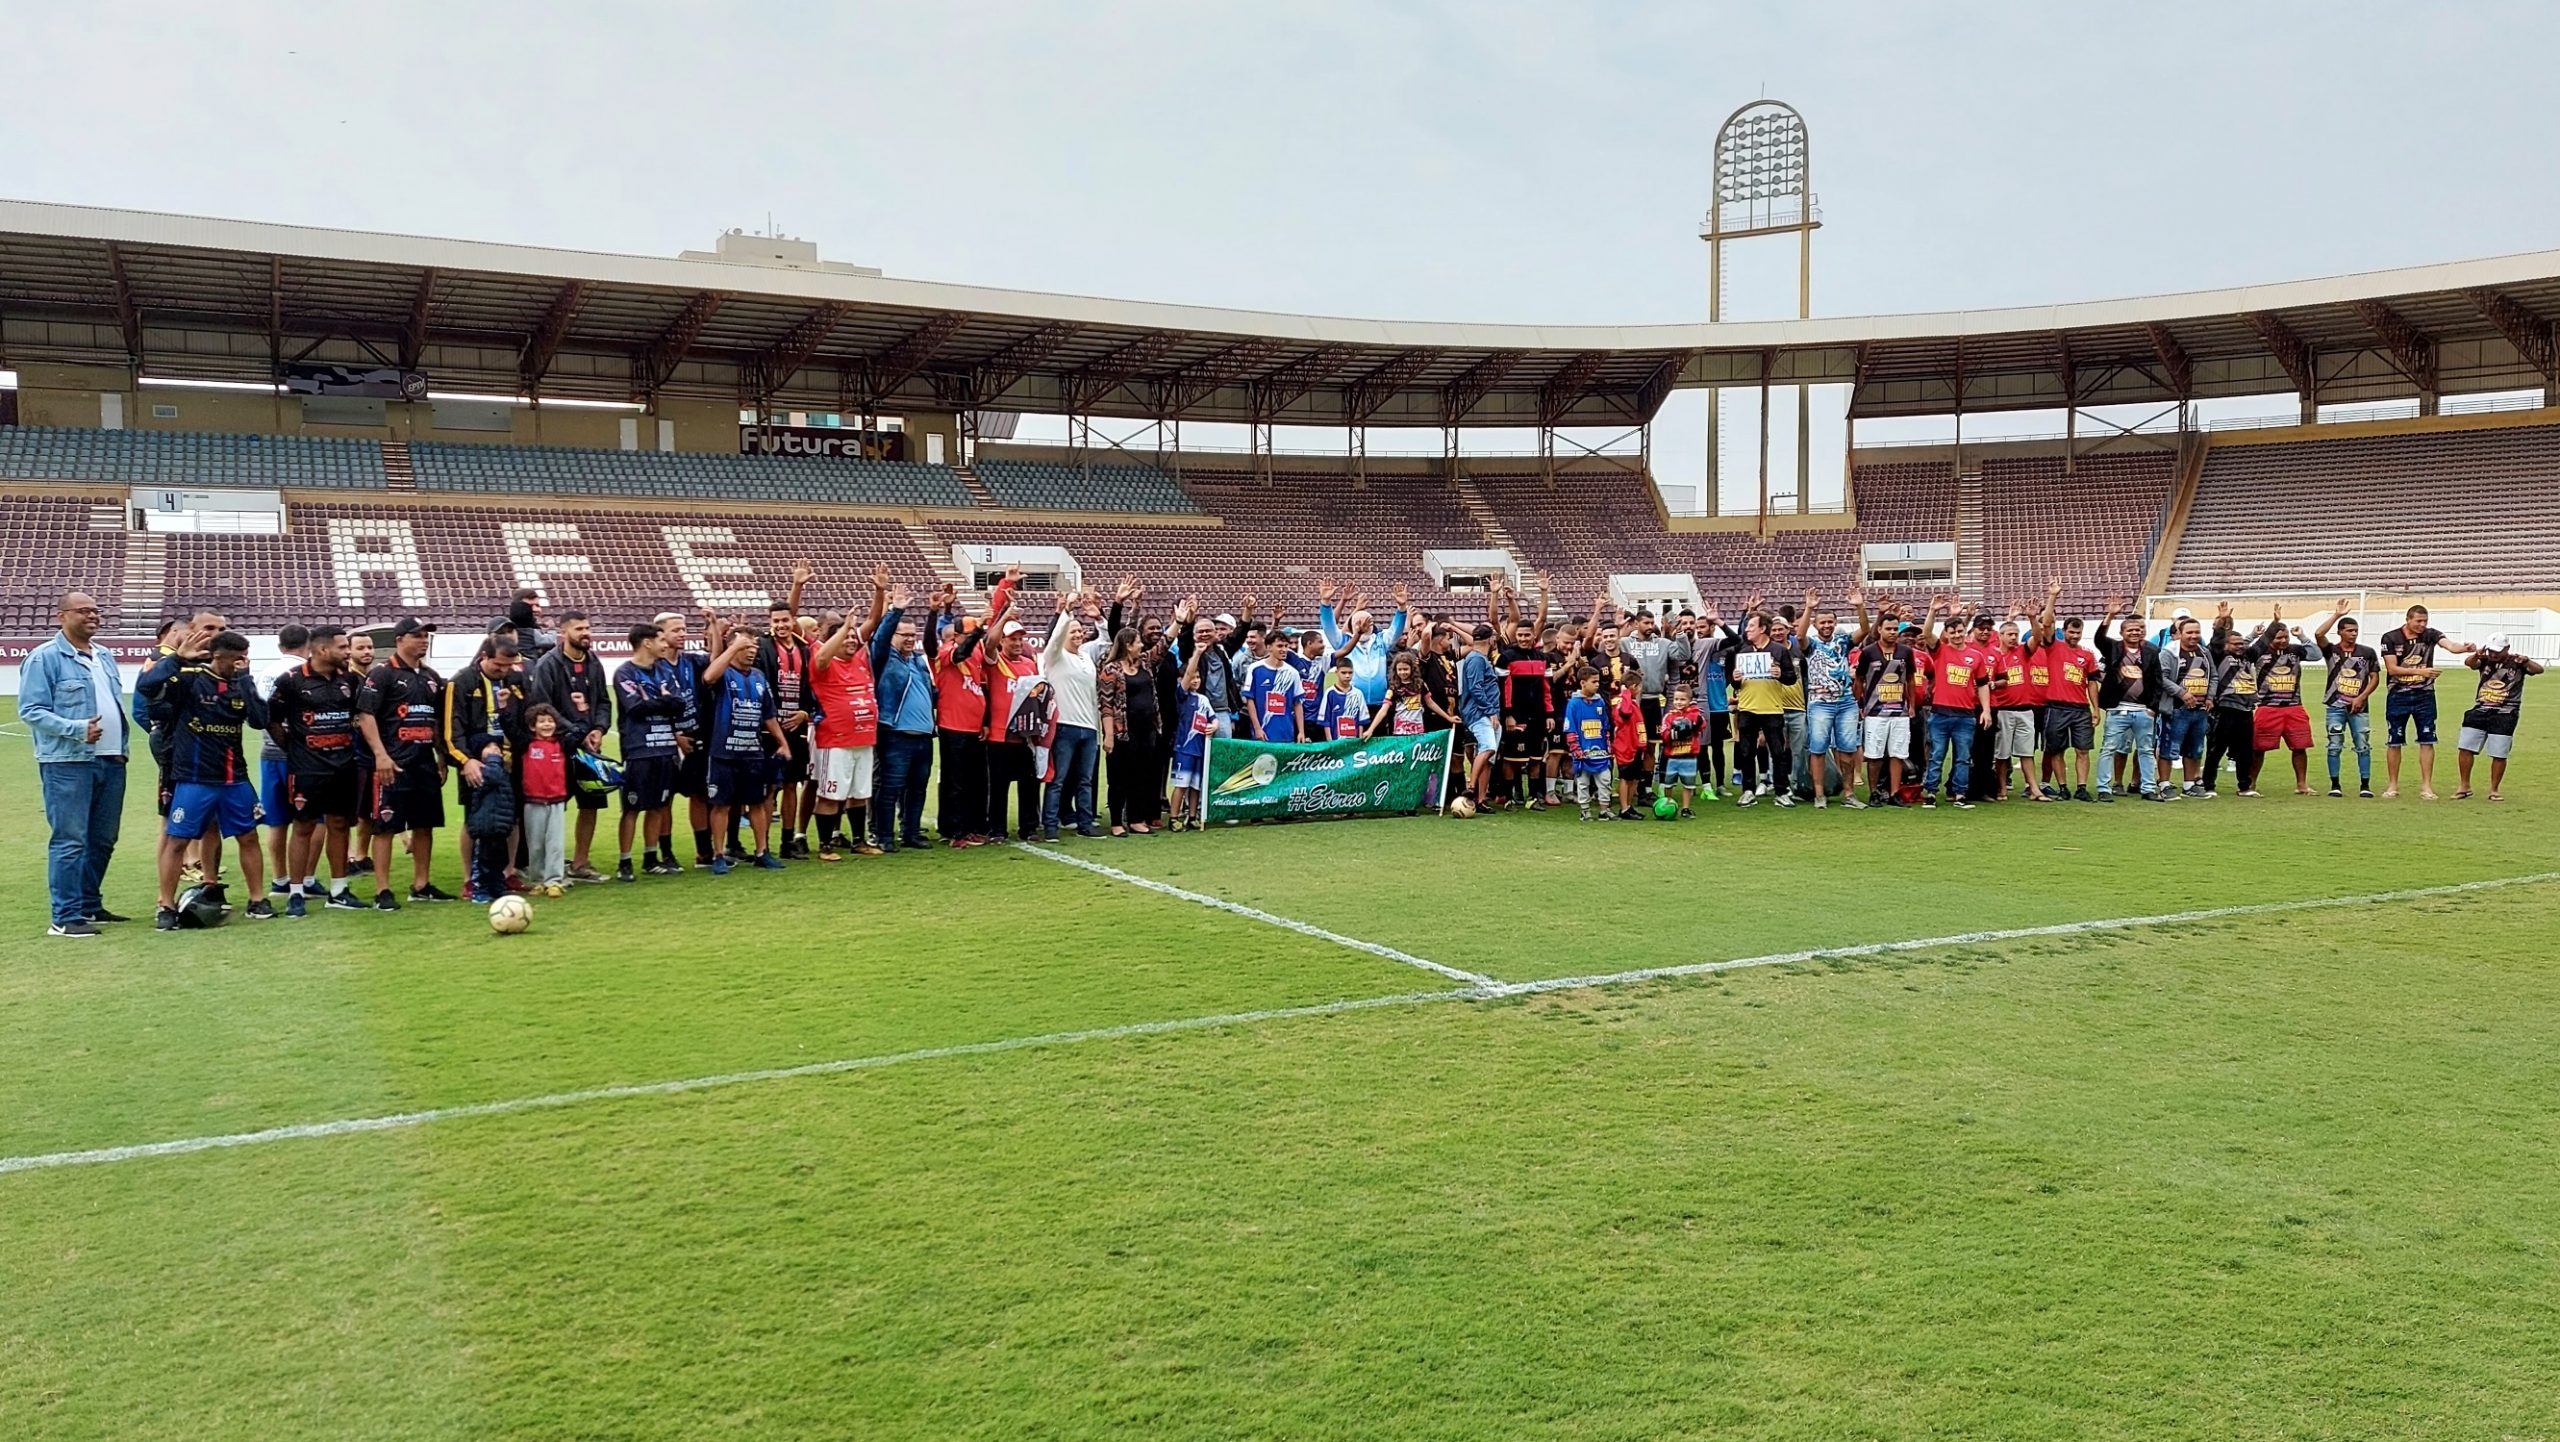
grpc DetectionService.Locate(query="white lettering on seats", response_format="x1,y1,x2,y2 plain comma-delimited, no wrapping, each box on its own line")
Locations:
662,526,770,610
501,522,595,603
327,517,429,609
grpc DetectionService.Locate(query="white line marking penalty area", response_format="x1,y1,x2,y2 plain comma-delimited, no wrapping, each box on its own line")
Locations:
1016,841,1499,987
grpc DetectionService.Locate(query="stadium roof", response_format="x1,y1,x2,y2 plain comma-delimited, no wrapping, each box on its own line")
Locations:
1,198,2556,427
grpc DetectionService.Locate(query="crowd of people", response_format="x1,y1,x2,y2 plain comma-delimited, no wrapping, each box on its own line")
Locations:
21,567,2542,937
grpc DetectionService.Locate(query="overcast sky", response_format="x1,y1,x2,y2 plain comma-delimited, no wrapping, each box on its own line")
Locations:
10,3,2559,500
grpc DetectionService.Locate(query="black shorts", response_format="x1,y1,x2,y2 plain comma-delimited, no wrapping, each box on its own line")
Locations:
372,768,446,833
286,768,364,823
1640,696,1665,737
675,743,710,800
622,754,677,811
1500,716,1544,761
774,729,813,784
705,756,770,809
2041,703,2095,752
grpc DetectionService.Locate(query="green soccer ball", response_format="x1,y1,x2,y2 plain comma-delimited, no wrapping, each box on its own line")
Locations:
1652,795,1680,820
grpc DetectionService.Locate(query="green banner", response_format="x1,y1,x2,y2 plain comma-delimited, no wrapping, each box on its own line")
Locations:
1202,729,1454,823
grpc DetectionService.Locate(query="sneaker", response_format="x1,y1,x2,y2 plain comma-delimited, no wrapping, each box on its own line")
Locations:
1736,792,1757,807
1578,806,1593,820
1842,795,1869,810
48,919,101,938
1920,797,1936,809
1076,826,1105,839
1813,795,1828,810
1678,807,1695,819
1593,808,1613,821
709,856,734,876
87,908,132,925
2328,784,2344,797
753,853,785,871
543,883,567,899
569,862,607,884
269,880,292,897
325,891,366,911
411,884,457,903
347,857,375,877
617,859,636,883
245,899,276,921
373,890,401,912
285,894,308,920
2094,790,2116,803
1951,798,1973,810
2074,786,2094,803
646,860,685,877
853,843,886,857
155,907,182,931
2360,786,2374,798
1775,794,1797,808
1041,828,1062,843
817,845,842,863
1618,808,1641,821
1700,787,1721,802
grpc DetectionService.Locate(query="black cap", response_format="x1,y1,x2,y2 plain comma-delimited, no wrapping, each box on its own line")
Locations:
391,616,437,638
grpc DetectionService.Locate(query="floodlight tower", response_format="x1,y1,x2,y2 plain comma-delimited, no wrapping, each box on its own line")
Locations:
1700,100,1819,530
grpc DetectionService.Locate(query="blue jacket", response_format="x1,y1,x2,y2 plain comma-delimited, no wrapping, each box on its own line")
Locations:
870,607,937,736
21,632,130,764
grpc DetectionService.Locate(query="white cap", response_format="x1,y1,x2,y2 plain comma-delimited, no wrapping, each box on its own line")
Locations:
2486,631,2511,652
2171,607,2194,621
1214,613,1239,629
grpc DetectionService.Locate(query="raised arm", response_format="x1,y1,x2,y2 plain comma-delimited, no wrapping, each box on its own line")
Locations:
784,559,813,624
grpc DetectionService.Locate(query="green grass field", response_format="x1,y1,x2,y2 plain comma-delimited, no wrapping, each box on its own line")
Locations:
6,682,2557,1440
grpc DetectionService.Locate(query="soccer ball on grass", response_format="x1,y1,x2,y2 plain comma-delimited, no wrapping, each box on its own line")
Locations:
488,894,533,934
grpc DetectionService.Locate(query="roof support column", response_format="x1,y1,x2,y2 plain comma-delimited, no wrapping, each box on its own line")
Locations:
1348,423,1365,488
1756,350,1773,537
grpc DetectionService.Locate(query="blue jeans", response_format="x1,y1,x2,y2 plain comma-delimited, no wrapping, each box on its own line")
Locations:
873,732,934,849
1922,710,1975,797
1040,724,1100,834
2100,707,2158,795
41,757,127,926
2157,708,2209,762
2326,704,2372,781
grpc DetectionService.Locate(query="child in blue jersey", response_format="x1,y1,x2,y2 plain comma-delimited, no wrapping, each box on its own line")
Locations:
1241,628,1304,742
1168,649,1215,831
1561,666,1614,820
1313,652,1370,740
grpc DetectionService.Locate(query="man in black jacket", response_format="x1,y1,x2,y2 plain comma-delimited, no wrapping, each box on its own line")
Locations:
443,636,530,899
2093,600,2167,801
523,611,611,880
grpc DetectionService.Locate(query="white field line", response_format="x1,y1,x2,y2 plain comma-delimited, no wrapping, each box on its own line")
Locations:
2,869,2552,1179
1015,842,1499,987
1485,869,2560,997
0,987,1484,1177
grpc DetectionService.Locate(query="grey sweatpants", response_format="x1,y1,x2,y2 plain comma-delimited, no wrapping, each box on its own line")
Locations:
523,801,566,885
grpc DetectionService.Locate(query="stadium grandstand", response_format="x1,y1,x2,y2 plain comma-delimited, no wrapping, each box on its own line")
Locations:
3,196,2560,665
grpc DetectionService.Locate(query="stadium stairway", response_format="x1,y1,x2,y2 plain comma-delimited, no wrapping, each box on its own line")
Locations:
118,527,167,632
949,461,998,508
902,517,976,597
381,438,417,492
1448,473,1529,574
1953,465,1986,597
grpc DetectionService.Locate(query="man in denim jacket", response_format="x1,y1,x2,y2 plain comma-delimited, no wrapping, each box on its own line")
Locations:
22,592,131,937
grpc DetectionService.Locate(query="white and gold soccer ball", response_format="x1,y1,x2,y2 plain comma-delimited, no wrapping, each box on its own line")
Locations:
488,894,533,935
1446,794,1477,818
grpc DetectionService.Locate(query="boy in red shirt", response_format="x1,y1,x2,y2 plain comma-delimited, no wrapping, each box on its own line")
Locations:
519,703,572,894
1608,680,1649,820
1657,683,1711,815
